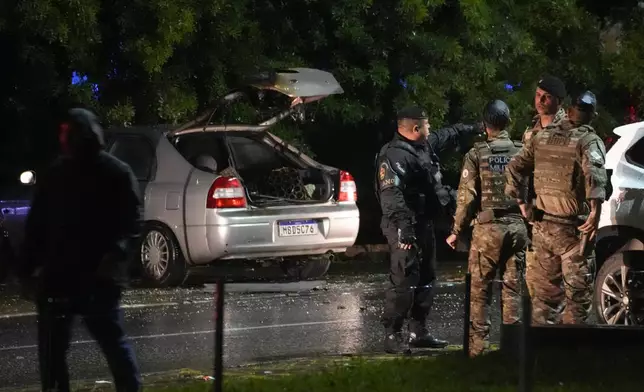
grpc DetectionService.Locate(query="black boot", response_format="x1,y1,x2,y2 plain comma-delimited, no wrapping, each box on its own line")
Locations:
384,332,411,354
408,330,449,349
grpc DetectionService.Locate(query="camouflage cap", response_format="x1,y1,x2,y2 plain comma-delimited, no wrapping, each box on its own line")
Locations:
397,106,428,121
537,75,567,100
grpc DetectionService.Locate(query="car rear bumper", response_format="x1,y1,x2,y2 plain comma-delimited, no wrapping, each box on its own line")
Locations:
186,203,360,264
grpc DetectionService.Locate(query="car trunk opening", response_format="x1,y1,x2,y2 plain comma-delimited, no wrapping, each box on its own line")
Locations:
171,131,335,206
168,67,348,206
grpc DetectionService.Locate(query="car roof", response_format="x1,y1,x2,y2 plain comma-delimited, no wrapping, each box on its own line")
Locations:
612,120,644,137
104,124,176,145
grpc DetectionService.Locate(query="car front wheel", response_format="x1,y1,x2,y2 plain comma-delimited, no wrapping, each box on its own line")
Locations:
594,251,644,326
139,223,188,288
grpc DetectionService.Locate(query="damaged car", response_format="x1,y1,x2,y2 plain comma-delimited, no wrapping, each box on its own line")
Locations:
100,68,360,287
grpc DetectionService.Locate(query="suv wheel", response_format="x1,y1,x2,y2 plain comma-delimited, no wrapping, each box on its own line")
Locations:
281,257,332,280
594,251,644,326
139,224,188,288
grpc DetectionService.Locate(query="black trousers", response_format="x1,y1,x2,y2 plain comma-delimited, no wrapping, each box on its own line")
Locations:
36,286,141,392
381,221,437,334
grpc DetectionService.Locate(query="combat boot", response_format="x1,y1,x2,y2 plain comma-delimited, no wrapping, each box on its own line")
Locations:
383,332,411,354
408,330,449,349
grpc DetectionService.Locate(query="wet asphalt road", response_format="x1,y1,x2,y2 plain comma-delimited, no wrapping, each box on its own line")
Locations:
0,265,498,389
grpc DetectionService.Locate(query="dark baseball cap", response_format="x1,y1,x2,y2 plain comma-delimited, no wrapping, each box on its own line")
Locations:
537,75,567,100
397,106,428,120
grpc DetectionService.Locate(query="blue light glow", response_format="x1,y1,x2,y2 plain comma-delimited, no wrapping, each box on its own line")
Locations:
504,82,522,92
71,71,100,100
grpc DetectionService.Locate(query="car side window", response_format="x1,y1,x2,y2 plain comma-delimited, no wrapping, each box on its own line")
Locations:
625,137,644,168
173,133,230,172
227,136,285,172
109,135,155,181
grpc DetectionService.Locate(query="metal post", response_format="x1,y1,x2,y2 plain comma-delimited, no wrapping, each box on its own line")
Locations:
518,293,532,392
463,272,471,357
214,279,225,392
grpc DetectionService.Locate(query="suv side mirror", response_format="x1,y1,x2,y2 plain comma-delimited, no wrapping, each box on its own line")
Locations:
20,170,36,185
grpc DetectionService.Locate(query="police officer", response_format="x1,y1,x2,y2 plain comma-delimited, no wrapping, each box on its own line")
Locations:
19,108,142,392
445,100,528,357
376,106,482,353
505,91,607,325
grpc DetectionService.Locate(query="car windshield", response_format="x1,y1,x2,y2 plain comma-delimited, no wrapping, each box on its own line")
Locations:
206,87,294,126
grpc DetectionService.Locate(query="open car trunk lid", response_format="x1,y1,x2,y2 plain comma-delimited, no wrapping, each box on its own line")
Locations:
169,68,343,136
168,68,348,206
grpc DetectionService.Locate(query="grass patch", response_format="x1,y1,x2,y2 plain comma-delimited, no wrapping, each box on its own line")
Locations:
144,348,641,392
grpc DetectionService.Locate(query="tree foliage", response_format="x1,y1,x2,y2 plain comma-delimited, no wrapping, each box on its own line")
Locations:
1,1,642,179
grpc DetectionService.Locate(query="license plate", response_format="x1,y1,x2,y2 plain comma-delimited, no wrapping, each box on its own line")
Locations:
278,220,318,237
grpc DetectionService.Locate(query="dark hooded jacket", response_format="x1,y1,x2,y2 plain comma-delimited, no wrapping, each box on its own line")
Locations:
20,108,142,296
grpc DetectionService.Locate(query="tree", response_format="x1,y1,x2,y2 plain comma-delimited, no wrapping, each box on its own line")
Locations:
0,1,638,221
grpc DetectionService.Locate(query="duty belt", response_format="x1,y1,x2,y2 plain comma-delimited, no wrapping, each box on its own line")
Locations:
477,206,522,224
534,209,579,225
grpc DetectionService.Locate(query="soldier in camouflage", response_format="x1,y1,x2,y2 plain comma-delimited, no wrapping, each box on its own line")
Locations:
522,76,568,290
522,76,568,144
505,91,607,325
446,100,529,357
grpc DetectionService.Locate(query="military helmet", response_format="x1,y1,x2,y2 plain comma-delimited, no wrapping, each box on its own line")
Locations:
482,99,511,129
574,91,597,112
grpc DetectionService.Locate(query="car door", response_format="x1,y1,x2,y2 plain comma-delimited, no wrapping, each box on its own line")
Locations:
108,133,157,197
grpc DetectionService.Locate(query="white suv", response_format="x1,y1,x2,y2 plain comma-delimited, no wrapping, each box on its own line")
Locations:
595,120,644,325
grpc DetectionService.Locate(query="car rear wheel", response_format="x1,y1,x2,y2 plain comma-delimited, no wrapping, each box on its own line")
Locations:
281,257,332,280
139,224,188,288
594,251,644,326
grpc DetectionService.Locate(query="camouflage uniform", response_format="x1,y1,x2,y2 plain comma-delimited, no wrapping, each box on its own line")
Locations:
452,130,529,356
521,108,568,289
521,107,567,144
505,120,607,324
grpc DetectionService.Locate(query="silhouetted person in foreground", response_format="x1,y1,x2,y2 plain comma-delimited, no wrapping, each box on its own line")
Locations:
19,108,142,392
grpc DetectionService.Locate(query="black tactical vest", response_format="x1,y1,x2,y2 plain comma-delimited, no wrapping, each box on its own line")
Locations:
374,138,444,218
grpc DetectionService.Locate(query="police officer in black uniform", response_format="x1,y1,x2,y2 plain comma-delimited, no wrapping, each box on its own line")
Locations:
376,106,482,353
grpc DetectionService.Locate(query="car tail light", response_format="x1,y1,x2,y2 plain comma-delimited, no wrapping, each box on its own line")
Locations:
207,176,247,209
338,170,357,202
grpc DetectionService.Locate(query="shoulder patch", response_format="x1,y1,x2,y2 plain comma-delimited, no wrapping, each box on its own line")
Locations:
379,163,387,181
378,161,401,191
462,169,469,178
589,149,603,162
